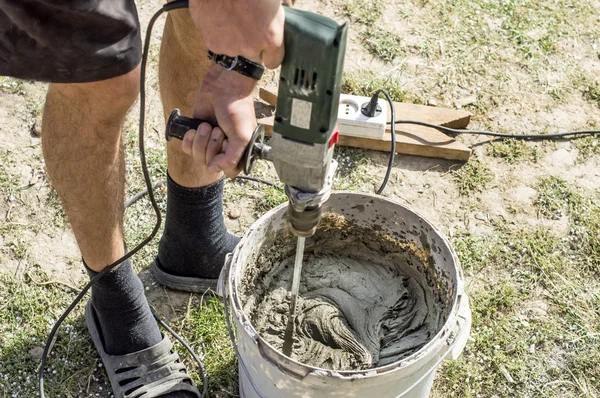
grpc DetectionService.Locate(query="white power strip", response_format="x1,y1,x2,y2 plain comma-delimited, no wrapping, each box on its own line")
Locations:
337,94,387,139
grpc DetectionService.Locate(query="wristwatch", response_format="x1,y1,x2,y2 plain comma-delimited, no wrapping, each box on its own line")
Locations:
207,50,265,80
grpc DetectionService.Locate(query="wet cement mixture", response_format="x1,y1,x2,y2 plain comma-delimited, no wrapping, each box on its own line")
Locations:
240,214,447,371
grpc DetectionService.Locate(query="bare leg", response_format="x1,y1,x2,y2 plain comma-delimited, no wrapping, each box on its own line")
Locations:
159,9,222,188
42,68,139,272
154,9,240,286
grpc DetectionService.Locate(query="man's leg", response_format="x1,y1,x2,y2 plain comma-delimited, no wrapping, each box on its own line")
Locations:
42,68,198,397
41,68,163,356
159,9,219,187
42,72,135,271
154,9,238,287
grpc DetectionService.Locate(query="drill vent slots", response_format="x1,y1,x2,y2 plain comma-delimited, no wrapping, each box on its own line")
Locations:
293,68,317,90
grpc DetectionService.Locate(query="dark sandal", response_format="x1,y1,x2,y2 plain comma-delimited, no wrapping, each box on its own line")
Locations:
85,301,201,398
151,258,218,294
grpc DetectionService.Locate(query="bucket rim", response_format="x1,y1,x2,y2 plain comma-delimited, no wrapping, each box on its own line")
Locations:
227,191,466,378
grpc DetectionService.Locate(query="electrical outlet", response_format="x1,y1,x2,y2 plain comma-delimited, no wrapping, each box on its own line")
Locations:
337,94,387,139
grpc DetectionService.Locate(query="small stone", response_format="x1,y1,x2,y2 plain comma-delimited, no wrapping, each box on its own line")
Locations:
500,365,515,384
524,300,549,318
32,114,42,137
29,346,44,361
456,95,477,107
474,212,487,221
228,208,242,219
427,98,438,107
529,343,535,353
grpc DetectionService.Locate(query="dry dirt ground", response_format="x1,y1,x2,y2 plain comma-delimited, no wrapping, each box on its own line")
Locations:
1,0,599,397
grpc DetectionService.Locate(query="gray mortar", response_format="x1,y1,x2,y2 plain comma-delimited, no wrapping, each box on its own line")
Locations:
239,214,448,371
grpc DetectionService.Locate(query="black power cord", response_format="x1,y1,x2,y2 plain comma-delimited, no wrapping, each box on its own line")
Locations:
362,89,396,194
388,119,600,139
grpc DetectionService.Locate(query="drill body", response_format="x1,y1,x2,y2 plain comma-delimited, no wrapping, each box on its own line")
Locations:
271,7,348,237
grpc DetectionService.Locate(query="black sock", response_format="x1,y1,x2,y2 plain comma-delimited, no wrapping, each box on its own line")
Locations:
157,174,240,279
88,260,198,397
87,258,162,356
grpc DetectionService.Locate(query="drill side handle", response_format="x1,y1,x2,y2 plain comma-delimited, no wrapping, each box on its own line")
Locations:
165,109,215,141
165,109,269,176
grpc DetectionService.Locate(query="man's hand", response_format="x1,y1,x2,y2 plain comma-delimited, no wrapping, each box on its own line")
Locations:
189,0,285,68
182,64,256,178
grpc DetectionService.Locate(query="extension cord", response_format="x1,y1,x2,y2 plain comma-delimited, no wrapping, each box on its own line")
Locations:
337,94,387,139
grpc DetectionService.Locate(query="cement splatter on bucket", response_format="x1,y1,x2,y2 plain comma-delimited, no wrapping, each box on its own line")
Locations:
218,192,471,398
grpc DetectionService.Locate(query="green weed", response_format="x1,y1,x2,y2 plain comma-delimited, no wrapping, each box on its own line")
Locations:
360,28,404,63
254,185,288,213
185,295,237,395
0,77,25,95
342,71,423,104
534,176,583,219
573,136,600,161
342,0,383,26
0,270,102,396
453,160,494,195
334,147,376,191
487,139,540,163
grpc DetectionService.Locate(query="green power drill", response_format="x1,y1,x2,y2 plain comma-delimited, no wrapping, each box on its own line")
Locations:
166,7,348,356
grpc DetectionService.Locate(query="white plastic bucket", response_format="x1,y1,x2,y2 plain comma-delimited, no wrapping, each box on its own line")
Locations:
218,192,471,398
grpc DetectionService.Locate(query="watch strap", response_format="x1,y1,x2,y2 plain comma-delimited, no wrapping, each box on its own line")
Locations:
207,50,265,80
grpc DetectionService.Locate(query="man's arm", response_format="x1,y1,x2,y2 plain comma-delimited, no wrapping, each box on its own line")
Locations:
189,0,285,68
182,0,286,177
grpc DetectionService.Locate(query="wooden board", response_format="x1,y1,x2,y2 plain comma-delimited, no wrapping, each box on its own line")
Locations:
258,87,472,161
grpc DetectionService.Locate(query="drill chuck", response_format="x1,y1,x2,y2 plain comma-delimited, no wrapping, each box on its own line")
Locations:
288,204,322,237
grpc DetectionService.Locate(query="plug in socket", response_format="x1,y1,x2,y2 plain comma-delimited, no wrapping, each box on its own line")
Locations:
337,94,387,139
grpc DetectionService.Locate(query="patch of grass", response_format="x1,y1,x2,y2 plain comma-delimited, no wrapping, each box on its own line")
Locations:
45,187,67,229
505,227,570,279
185,295,237,395
342,70,423,104
334,147,376,191
443,220,599,397
571,71,600,108
534,176,583,219
474,281,523,317
452,234,501,273
487,139,540,163
453,160,494,195
582,80,600,107
254,185,288,213
0,151,15,190
0,77,25,95
342,0,383,26
0,151,22,198
534,176,600,268
573,136,600,161
453,224,570,282
0,269,104,396
360,28,404,63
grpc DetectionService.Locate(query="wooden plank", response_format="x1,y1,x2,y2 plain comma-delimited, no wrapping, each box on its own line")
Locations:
259,87,278,107
257,87,472,161
258,115,471,161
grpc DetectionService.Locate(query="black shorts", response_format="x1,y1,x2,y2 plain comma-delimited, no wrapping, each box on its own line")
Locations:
0,0,142,83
